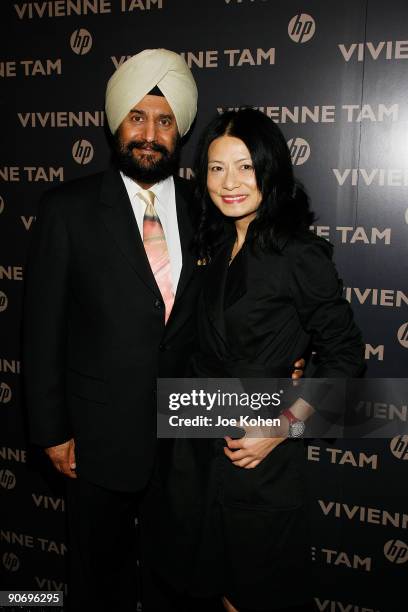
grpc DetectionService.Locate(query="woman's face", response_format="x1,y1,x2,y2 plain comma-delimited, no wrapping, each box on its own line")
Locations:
207,135,262,222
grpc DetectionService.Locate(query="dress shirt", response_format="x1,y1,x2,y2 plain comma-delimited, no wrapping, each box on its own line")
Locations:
120,171,182,291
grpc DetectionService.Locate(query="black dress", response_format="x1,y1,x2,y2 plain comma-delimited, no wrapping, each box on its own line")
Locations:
141,229,365,611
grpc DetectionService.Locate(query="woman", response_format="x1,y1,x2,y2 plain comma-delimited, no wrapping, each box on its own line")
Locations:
142,108,365,612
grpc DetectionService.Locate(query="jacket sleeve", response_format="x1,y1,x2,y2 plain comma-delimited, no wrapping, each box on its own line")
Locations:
23,191,72,447
285,237,366,422
290,237,366,379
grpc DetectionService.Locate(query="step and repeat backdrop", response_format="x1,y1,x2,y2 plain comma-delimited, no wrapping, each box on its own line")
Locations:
1,1,407,610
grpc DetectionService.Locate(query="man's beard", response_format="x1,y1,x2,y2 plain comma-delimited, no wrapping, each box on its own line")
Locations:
112,133,181,184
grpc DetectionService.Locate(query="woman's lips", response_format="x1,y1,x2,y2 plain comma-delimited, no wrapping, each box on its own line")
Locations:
221,195,248,204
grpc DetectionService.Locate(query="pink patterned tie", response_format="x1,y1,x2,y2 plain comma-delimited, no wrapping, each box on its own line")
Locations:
139,189,174,324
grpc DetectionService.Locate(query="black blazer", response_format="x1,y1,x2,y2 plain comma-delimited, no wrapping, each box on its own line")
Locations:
193,228,366,382
23,168,201,492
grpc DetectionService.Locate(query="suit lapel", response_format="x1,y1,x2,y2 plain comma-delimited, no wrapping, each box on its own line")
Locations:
99,168,161,298
173,176,195,301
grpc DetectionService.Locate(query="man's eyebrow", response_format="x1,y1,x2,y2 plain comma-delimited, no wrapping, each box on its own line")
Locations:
128,110,174,120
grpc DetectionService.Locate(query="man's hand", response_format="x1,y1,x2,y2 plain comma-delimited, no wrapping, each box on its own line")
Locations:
45,438,77,479
292,358,305,380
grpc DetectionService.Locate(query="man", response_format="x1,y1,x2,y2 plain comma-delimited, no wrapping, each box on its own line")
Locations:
23,49,202,612
24,49,304,611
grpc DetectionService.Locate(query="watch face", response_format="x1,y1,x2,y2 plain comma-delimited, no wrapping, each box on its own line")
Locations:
290,420,306,438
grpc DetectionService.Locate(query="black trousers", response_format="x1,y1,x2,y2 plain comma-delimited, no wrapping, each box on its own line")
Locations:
65,476,142,612
65,476,222,612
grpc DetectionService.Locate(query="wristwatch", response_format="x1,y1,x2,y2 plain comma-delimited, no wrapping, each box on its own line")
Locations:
281,408,305,438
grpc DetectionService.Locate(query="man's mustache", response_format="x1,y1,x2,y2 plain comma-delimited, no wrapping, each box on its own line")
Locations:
126,140,169,156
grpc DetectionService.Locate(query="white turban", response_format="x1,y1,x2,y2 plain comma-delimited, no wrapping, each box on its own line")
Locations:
105,48,198,137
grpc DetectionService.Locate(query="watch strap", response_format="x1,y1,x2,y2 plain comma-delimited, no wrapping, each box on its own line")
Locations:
281,408,300,424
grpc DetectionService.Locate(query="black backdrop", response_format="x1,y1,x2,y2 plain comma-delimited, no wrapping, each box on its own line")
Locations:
1,1,408,611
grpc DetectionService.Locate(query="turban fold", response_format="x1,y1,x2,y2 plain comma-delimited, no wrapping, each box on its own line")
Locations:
105,48,198,137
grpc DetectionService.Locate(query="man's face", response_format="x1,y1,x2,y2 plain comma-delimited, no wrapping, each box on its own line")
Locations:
113,94,180,186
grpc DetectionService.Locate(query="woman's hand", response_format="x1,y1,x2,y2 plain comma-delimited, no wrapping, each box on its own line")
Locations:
223,431,286,469
223,396,313,469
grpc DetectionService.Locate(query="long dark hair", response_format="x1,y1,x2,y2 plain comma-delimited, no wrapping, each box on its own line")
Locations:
193,108,315,260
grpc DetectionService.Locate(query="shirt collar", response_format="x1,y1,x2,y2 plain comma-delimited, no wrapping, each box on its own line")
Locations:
120,171,174,206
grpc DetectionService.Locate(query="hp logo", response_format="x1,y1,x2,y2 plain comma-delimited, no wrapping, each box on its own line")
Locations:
397,322,408,348
72,139,94,165
384,539,408,564
0,469,16,490
288,14,316,44
70,28,93,55
390,435,408,460
0,291,8,312
2,552,20,572
0,382,12,403
287,137,310,166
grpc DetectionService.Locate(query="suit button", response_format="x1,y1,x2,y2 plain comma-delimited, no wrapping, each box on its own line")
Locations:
154,299,163,309
159,343,169,351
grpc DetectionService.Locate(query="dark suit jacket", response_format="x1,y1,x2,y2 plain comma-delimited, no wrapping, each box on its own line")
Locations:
23,168,201,492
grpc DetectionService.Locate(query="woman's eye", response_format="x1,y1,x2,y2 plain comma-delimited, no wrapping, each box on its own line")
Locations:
241,164,253,171
209,166,223,172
